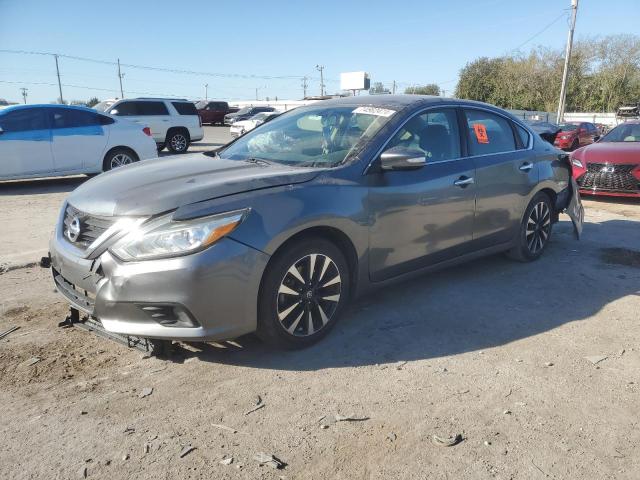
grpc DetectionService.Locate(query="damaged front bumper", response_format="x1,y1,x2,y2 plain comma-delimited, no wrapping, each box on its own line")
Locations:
49,222,269,342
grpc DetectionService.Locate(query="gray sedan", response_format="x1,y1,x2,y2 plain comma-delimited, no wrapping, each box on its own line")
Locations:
49,96,583,350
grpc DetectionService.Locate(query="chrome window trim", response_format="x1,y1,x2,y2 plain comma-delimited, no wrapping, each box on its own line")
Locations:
364,103,534,175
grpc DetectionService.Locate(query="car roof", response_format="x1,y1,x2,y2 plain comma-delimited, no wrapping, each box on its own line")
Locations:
314,94,515,111
0,104,100,114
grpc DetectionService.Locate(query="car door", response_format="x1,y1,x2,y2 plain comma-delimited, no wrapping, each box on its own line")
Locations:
368,107,476,281
463,108,537,248
0,107,53,178
49,108,109,172
110,101,169,143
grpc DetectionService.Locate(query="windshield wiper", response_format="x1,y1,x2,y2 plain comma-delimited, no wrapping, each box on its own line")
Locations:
244,157,272,166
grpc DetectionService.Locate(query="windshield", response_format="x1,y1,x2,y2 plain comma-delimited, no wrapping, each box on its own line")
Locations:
600,123,640,142
251,112,269,121
235,107,252,115
558,123,578,131
218,105,397,167
195,101,207,109
93,100,115,112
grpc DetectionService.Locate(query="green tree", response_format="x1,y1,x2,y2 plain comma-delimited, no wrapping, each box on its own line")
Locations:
405,83,440,95
86,97,100,108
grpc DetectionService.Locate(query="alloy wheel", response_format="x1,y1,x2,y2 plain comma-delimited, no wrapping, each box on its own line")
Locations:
276,254,342,337
170,134,187,152
526,201,551,254
110,153,133,169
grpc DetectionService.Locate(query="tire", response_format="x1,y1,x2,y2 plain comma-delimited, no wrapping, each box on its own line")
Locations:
102,148,139,172
156,142,166,153
507,192,553,262
166,129,190,153
257,238,350,349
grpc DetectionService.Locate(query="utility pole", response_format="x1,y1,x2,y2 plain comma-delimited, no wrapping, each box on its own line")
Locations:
315,65,325,97
302,76,308,98
54,54,64,104
442,89,447,97
255,87,259,101
117,58,124,99
557,0,579,124
392,80,397,95
204,83,209,101
20,87,28,104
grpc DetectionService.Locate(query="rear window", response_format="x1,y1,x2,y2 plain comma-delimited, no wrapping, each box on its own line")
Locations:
172,102,198,115
0,108,47,132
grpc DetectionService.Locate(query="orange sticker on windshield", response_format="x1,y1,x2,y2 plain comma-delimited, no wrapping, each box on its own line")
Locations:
473,123,489,144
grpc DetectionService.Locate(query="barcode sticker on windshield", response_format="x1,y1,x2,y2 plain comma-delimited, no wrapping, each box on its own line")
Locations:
353,106,395,117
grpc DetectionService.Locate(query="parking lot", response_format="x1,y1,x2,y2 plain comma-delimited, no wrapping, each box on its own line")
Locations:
1,129,639,479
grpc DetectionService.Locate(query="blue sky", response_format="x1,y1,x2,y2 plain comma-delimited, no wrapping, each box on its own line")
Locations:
0,0,638,103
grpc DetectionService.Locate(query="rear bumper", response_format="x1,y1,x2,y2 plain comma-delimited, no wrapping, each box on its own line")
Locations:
50,232,270,341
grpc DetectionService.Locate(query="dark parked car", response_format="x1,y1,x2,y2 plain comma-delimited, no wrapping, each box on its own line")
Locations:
196,101,239,125
49,96,583,352
224,106,276,125
526,120,561,145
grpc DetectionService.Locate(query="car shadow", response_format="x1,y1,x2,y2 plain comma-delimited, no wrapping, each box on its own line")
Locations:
167,218,639,370
0,176,87,196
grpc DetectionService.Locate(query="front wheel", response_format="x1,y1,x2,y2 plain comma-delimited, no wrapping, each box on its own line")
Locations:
257,239,350,349
507,192,553,262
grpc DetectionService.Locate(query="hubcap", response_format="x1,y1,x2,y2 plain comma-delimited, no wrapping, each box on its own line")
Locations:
276,254,342,337
170,134,187,151
526,201,551,254
110,153,133,169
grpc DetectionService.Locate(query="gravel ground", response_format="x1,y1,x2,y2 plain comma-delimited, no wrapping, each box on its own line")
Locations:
0,167,639,479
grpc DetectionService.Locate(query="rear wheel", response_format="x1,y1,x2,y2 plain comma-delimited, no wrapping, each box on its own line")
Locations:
103,148,138,171
257,239,350,349
166,129,190,153
156,142,166,153
507,192,553,262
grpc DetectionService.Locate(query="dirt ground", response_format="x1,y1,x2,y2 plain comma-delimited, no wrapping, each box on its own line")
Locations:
1,188,639,479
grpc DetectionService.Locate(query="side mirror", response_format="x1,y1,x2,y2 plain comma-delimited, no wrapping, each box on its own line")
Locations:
380,147,426,171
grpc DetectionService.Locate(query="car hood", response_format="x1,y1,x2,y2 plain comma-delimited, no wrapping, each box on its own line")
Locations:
66,153,319,217
574,142,640,164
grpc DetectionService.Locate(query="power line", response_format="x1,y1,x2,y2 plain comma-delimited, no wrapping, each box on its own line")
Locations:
508,10,569,54
0,49,305,81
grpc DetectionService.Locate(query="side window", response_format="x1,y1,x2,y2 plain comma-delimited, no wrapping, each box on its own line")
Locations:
98,115,115,125
0,109,47,132
386,108,461,162
51,109,102,129
515,124,530,149
137,102,169,116
172,102,198,115
464,109,516,155
111,101,137,116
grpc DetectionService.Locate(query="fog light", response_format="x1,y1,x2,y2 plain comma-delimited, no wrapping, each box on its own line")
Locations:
138,304,199,328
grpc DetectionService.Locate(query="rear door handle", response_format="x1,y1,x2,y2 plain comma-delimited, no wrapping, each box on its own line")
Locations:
519,162,533,172
453,176,474,187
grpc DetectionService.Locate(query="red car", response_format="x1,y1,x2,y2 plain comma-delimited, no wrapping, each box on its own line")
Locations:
554,121,599,151
570,120,640,197
195,101,239,125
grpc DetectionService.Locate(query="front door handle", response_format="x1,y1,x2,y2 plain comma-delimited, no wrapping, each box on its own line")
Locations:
519,162,533,172
453,176,474,187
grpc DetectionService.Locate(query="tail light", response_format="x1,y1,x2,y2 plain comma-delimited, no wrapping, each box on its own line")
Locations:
143,127,152,137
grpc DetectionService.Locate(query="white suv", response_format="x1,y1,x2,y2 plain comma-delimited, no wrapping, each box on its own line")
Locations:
96,98,204,153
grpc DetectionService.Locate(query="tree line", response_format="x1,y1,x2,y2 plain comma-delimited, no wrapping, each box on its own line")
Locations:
454,34,640,113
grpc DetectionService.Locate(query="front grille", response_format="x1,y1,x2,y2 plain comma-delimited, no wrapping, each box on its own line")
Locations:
52,269,95,314
63,204,116,249
577,163,640,192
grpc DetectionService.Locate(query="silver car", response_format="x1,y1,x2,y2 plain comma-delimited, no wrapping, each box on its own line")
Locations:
49,96,583,351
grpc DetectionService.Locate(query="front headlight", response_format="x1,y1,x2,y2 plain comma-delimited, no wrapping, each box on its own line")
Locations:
110,209,249,261
571,158,584,168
